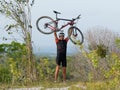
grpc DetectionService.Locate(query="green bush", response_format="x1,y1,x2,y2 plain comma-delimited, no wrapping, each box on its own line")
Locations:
36,57,55,81
0,41,27,84
0,65,11,83
96,44,108,58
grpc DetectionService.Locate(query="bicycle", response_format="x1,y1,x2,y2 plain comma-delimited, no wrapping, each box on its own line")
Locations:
36,10,84,45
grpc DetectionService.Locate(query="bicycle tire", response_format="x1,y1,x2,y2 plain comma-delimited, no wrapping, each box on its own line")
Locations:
68,26,84,45
36,16,56,34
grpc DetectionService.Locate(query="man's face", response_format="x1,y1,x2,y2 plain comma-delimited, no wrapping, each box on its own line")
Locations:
59,35,64,40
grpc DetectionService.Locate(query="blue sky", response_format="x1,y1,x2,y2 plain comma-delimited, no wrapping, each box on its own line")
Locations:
0,0,120,54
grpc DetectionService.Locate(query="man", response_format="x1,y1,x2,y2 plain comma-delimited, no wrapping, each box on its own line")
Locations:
54,31,69,82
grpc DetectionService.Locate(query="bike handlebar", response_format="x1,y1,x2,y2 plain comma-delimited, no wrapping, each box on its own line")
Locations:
76,14,81,19
73,14,81,21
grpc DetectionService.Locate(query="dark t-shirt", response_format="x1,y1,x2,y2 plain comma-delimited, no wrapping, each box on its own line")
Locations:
55,38,68,56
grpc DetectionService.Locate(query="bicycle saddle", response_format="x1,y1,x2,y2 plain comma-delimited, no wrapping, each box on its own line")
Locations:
53,10,61,14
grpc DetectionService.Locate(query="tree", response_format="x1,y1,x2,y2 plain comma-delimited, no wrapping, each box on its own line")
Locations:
0,0,36,82
85,27,120,54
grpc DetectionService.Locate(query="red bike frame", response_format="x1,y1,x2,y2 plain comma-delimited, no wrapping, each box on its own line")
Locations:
46,11,80,31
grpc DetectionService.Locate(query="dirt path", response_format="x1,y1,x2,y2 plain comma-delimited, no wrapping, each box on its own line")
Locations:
8,87,70,90
8,85,87,90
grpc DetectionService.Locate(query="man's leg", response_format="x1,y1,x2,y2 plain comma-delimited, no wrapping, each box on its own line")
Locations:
62,67,66,82
55,65,60,81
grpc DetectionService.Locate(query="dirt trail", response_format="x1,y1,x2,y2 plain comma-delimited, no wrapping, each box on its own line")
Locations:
8,87,70,90
8,85,87,90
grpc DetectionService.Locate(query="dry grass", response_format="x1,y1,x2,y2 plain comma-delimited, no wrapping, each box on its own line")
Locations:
1,80,119,90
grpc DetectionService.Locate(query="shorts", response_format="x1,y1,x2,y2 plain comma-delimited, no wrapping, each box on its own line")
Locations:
56,54,67,67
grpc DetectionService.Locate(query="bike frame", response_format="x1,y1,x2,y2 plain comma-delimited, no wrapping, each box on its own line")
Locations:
47,18,75,31
46,12,79,31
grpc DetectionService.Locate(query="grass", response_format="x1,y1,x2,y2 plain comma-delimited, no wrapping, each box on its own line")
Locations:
1,80,120,90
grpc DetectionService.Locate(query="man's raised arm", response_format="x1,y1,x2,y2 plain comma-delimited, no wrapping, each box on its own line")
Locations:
54,31,58,39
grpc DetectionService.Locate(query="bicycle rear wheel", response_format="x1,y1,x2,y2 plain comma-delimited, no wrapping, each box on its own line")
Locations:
68,26,84,45
36,16,56,34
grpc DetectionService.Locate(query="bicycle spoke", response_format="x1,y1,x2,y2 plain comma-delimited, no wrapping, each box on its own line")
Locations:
68,27,84,45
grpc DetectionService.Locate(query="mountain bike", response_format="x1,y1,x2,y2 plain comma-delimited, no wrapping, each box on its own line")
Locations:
36,10,84,45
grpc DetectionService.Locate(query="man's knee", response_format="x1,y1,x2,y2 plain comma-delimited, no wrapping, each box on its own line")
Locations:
56,65,60,70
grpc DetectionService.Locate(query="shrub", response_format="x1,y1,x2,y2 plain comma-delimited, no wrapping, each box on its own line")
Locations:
0,64,11,83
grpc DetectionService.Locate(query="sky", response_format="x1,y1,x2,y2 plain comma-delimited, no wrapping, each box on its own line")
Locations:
0,0,120,54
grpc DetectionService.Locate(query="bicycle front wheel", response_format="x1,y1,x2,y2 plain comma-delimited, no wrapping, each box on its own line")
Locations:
68,26,84,45
36,16,56,34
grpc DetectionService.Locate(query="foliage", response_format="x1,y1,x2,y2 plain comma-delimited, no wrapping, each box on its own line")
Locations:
0,64,12,83
0,41,27,57
36,57,55,81
104,53,120,79
71,36,120,89
0,28,120,89
115,38,120,49
86,28,119,54
104,38,120,80
0,41,27,84
0,0,36,82
96,44,108,58
0,42,74,85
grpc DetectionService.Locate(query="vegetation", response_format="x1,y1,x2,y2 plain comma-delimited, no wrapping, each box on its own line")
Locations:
0,1,120,90
0,0,36,83
0,29,120,90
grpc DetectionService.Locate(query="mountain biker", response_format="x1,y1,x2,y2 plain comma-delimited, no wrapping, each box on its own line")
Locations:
54,31,71,82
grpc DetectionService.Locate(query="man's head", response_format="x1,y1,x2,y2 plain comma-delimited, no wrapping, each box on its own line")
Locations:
59,32,65,40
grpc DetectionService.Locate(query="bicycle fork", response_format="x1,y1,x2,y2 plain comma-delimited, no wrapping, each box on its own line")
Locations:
71,27,78,37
